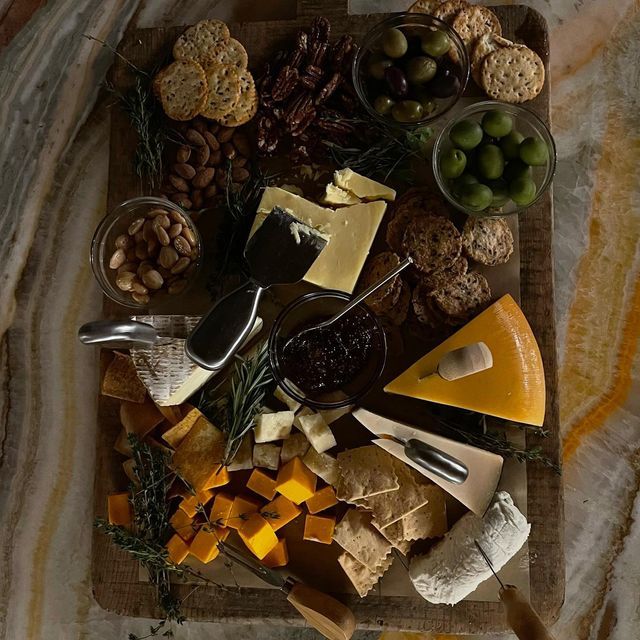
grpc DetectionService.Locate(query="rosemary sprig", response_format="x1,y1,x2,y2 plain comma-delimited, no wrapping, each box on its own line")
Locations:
199,343,274,465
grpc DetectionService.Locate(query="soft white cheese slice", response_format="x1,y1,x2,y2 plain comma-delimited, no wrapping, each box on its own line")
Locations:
409,491,530,605
333,168,396,201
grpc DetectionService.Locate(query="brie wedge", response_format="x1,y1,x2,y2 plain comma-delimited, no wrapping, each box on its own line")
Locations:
409,492,530,605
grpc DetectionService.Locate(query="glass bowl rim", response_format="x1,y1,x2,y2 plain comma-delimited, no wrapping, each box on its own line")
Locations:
432,99,557,217
268,290,388,410
352,11,471,130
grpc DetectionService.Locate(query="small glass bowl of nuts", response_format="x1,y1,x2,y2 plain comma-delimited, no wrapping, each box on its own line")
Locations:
90,196,202,308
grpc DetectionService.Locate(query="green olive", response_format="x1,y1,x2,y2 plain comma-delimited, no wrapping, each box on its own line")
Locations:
373,95,395,115
391,100,424,123
421,29,451,56
487,179,510,207
519,136,549,166
481,110,513,138
476,144,505,180
509,176,537,206
459,183,493,211
440,148,467,179
500,130,524,159
503,159,532,182
406,56,438,84
368,57,393,80
449,119,483,150
382,28,409,58
420,98,437,116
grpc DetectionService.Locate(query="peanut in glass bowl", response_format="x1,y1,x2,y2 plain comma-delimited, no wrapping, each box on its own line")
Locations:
352,12,470,129
90,197,202,309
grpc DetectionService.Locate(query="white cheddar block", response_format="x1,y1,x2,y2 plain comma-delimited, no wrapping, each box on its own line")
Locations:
296,413,337,453
280,432,311,464
254,411,295,443
320,405,354,425
252,187,387,293
253,443,281,470
303,448,339,486
227,434,254,471
293,406,314,430
274,385,302,412
333,168,396,201
321,183,361,206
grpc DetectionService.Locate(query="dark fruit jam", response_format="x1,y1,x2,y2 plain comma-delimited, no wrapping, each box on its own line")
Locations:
280,313,375,394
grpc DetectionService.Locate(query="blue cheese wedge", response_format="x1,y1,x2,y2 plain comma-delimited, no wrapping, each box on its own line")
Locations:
333,168,396,201
321,183,361,206
254,411,294,443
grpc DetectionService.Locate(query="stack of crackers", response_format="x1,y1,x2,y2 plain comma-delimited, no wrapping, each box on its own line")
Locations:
332,445,448,597
154,19,258,125
409,0,545,103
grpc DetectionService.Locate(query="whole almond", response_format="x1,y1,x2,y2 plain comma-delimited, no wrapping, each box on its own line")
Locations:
118,262,138,275
204,184,218,198
215,169,227,189
192,167,215,189
232,156,248,168
204,131,220,151
232,167,250,182
174,163,196,180
222,142,236,160
192,119,207,135
181,226,197,247
131,279,148,295
156,214,171,229
176,145,191,163
174,236,191,256
138,262,153,277
169,223,182,239
142,220,155,241
208,149,223,166
132,292,150,305
160,183,177,195
145,208,168,218
142,269,164,290
155,226,170,246
109,248,126,269
134,230,144,243
147,237,159,255
217,126,234,143
171,256,191,274
192,190,203,210
116,271,136,291
232,132,251,157
169,210,187,225
196,145,210,166
169,193,192,209
115,234,133,250
208,122,220,134
186,128,206,146
168,174,190,192
128,217,144,235
158,246,179,268
168,278,188,295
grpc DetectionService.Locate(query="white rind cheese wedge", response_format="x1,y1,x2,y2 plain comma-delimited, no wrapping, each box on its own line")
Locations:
333,168,396,201
252,187,387,293
296,413,337,453
321,183,361,206
409,492,530,605
254,411,294,443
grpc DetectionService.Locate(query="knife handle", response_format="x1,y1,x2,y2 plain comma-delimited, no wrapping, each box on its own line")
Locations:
286,582,356,640
405,439,469,485
500,585,557,640
186,281,263,371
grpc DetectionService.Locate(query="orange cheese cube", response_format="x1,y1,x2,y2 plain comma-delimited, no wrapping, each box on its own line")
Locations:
246,468,277,501
209,492,234,528
204,465,230,490
305,485,338,514
228,494,262,530
180,489,215,518
189,527,222,564
170,508,196,542
262,538,289,568
260,494,302,531
165,533,189,565
214,526,231,543
276,457,317,504
107,492,132,527
238,513,279,560
303,514,336,544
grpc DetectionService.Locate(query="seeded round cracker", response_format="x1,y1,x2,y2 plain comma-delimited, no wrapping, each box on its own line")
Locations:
471,33,523,85
200,63,240,120
359,252,402,313
430,271,491,322
401,215,462,275
481,45,545,103
408,0,443,14
173,19,230,65
462,217,514,266
209,38,248,69
217,70,258,127
412,282,449,327
385,279,411,326
453,6,501,49
433,0,469,24
420,255,468,292
155,59,208,121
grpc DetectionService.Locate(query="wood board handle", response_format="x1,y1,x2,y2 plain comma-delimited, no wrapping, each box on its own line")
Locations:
500,586,557,640
286,582,356,640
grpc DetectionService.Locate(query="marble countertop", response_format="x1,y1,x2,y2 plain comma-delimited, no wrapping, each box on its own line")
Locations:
1,1,639,639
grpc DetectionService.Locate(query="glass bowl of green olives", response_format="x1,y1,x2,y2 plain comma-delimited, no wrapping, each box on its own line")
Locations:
433,101,556,216
353,13,469,128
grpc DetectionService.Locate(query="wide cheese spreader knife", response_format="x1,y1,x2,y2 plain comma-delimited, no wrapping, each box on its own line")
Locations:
352,408,503,515
186,207,328,371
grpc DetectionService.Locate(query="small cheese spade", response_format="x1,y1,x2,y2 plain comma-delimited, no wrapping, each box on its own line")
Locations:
186,207,328,371
419,342,493,382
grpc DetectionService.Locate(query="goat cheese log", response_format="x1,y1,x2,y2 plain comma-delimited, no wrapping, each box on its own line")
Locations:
409,491,530,605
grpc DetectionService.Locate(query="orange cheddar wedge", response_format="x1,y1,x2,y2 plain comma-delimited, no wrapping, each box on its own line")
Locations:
260,494,302,531
204,464,230,490
170,508,196,542
166,533,190,565
107,492,132,527
238,513,279,560
276,457,317,504
263,538,289,568
180,488,215,518
209,492,234,528
305,485,338,514
247,468,277,501
189,527,223,564
303,514,336,544
228,494,262,530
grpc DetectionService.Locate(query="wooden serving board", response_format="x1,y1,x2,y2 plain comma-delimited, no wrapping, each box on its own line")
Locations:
93,0,564,632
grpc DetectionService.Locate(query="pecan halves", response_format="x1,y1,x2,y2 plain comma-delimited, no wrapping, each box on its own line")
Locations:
307,41,328,67
315,117,355,137
331,34,354,70
309,16,330,44
288,31,308,68
285,92,315,133
271,65,299,102
299,64,323,91
315,72,342,105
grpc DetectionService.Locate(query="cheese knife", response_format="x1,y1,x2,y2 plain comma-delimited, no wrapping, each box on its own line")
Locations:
218,541,356,640
186,207,328,371
352,408,503,515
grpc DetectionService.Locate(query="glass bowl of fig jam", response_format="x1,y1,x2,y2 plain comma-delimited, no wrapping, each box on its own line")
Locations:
269,291,387,410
